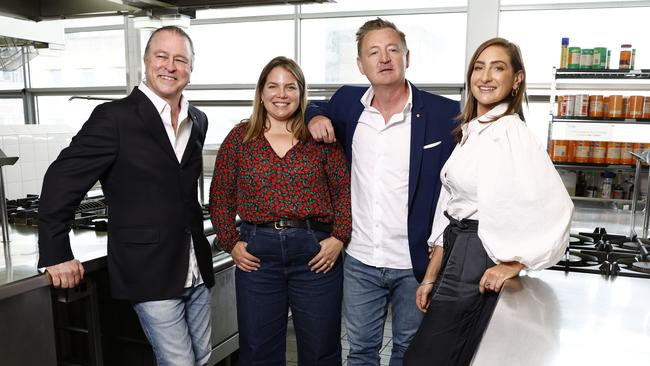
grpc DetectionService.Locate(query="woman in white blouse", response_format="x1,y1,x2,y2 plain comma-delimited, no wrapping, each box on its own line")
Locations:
404,38,574,366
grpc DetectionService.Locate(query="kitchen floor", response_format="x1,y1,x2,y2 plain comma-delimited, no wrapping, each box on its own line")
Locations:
285,308,393,365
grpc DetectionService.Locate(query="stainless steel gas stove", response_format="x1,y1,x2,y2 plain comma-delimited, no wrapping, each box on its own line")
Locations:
550,227,650,279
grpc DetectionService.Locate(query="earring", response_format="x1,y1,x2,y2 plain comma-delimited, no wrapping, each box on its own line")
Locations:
511,87,518,97
260,100,264,105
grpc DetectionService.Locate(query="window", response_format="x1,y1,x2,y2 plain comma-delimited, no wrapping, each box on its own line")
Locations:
499,7,650,83
37,95,124,130
187,21,294,84
200,106,254,146
29,30,126,87
0,67,25,90
0,99,25,125
195,5,294,18
300,13,467,84
301,0,467,13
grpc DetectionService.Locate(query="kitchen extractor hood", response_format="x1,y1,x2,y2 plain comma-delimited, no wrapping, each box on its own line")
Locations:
0,16,64,71
0,0,334,22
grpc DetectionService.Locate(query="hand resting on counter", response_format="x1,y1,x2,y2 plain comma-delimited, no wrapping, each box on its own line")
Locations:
46,259,85,288
479,261,525,294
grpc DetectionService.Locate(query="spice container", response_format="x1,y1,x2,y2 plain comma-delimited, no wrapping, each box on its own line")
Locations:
605,142,621,165
600,172,615,199
607,95,624,118
591,141,607,163
580,49,593,69
619,44,632,70
568,47,581,69
588,95,604,118
626,96,644,119
592,47,607,69
642,96,650,119
552,140,569,162
574,94,589,117
620,143,635,165
574,141,590,163
560,37,569,68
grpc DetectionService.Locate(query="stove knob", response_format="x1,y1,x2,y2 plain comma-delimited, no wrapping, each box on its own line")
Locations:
610,262,620,276
599,261,611,276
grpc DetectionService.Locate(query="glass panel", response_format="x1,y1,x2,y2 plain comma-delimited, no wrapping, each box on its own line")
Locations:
185,89,255,101
201,106,253,146
60,16,124,27
30,30,126,87
186,21,294,84
499,7,650,83
301,13,466,84
195,5,294,18
523,101,551,149
37,95,125,130
301,0,467,13
0,66,25,90
501,0,645,5
0,99,25,125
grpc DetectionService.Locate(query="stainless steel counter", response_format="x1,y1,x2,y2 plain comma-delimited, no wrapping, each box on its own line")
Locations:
472,270,650,365
1,225,107,299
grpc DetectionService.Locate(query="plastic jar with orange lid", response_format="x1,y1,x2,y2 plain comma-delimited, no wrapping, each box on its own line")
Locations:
552,140,569,162
574,141,591,163
642,97,650,119
605,142,622,164
588,95,604,118
627,96,644,119
607,95,624,118
620,143,636,165
590,141,607,163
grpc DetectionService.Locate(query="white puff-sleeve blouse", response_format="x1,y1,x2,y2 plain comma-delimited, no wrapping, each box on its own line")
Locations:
428,103,574,270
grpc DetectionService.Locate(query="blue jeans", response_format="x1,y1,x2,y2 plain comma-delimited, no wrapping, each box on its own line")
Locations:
343,254,423,366
236,223,343,366
133,284,212,366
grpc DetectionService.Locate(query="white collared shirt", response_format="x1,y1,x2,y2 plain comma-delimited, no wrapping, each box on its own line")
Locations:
139,81,203,287
428,103,573,270
346,83,413,269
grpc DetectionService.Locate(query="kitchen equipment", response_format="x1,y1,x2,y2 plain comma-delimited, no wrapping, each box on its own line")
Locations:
0,148,19,246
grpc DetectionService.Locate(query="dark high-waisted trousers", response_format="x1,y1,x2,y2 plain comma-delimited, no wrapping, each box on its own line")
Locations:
404,212,497,366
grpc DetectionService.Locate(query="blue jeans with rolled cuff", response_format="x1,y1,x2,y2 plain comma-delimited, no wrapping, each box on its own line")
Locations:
132,284,212,366
236,222,343,366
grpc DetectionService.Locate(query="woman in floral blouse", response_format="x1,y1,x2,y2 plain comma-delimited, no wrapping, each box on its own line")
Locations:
209,56,351,366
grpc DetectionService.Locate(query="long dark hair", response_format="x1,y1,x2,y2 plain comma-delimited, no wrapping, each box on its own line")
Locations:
454,37,528,143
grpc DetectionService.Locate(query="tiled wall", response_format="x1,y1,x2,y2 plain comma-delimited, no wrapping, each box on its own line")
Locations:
0,125,76,200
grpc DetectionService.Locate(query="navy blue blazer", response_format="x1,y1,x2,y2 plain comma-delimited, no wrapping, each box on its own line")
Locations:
306,83,459,282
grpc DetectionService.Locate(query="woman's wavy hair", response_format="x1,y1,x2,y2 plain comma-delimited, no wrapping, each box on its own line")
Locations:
243,56,309,143
454,37,528,143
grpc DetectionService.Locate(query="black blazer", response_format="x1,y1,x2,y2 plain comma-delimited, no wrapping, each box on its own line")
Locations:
38,87,214,302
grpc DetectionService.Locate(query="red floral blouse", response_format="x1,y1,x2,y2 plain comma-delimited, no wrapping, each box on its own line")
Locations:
209,122,352,252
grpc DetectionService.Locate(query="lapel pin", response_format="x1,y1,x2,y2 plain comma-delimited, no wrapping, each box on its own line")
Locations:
416,113,420,118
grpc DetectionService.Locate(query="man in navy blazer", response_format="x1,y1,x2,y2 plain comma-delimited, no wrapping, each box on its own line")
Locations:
38,27,214,366
306,18,459,366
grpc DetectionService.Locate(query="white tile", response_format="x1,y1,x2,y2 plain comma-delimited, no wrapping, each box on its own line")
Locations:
2,135,19,146
0,143,19,157
47,144,63,161
2,164,21,183
18,136,36,163
20,162,36,181
6,182,23,200
36,161,50,178
22,180,41,196
33,137,49,163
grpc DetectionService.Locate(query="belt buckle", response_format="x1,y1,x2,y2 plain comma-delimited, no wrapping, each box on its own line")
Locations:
274,219,287,231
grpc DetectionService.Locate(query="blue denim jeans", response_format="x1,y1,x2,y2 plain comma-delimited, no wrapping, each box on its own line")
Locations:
236,223,343,366
133,284,212,366
343,254,423,366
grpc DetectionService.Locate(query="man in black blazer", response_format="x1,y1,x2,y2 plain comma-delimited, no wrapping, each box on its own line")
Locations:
38,26,214,366
306,19,459,366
